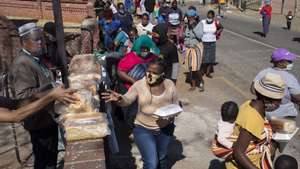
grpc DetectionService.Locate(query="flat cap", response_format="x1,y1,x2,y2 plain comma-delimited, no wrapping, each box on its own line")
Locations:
18,22,39,37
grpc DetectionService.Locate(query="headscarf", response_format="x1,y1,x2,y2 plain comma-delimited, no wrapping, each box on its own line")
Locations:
132,35,160,56
152,23,169,45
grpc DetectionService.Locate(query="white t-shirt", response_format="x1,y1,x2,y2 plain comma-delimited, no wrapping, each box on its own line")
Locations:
216,119,235,149
201,19,217,42
254,67,300,117
137,23,154,37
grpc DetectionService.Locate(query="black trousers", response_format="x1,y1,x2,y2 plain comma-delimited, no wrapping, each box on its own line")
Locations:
287,21,291,30
29,124,58,169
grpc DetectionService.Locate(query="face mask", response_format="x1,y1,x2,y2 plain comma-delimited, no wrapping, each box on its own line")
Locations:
286,63,294,71
207,18,213,23
264,102,280,112
146,72,164,85
140,51,150,58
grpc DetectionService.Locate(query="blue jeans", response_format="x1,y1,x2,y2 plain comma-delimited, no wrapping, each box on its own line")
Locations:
133,123,175,169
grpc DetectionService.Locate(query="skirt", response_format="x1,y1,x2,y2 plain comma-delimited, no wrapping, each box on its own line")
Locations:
202,42,216,64
185,43,204,71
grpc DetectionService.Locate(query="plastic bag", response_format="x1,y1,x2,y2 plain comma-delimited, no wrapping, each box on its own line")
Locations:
55,90,98,117
62,113,111,141
69,54,101,74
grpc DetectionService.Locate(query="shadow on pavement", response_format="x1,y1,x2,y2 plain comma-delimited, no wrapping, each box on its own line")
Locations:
208,159,226,169
253,31,264,37
167,137,185,168
293,37,300,43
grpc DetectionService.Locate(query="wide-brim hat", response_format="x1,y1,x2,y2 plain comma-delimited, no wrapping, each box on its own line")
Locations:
254,73,285,99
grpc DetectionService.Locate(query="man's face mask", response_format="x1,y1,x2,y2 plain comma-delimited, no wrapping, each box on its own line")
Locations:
206,18,213,23
146,72,164,85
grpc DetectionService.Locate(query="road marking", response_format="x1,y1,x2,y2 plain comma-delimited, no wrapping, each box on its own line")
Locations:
224,29,300,58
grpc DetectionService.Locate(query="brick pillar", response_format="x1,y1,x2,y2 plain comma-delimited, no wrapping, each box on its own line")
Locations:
64,139,107,169
0,16,19,73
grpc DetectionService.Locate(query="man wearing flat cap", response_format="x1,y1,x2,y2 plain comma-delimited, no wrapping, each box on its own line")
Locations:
8,22,60,169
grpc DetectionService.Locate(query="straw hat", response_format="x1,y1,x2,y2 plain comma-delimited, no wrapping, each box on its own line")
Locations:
254,73,286,99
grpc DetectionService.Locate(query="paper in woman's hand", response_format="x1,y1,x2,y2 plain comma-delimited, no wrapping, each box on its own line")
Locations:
154,104,183,118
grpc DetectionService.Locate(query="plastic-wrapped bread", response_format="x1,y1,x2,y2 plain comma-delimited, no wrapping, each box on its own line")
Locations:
63,113,110,141
270,117,296,134
69,54,101,74
54,90,97,116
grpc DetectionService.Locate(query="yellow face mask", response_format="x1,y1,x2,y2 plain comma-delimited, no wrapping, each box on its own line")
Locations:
146,72,164,85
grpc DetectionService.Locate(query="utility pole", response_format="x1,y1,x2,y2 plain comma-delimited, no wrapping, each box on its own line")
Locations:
281,0,285,14
294,0,298,16
52,0,69,87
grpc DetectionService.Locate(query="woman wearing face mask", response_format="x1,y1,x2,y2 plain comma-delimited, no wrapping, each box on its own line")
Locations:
152,23,179,83
184,8,204,91
226,73,285,169
103,59,179,169
117,35,159,90
251,48,300,119
201,10,223,79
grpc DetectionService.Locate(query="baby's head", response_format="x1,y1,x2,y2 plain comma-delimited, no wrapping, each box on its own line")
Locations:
275,155,298,169
221,101,239,123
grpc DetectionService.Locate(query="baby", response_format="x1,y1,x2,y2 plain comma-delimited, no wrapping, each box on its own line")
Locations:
216,101,239,149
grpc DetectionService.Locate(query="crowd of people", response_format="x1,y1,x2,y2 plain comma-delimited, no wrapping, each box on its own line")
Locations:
0,0,299,169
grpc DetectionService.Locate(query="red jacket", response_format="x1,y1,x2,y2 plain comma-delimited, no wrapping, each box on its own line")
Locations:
260,5,272,20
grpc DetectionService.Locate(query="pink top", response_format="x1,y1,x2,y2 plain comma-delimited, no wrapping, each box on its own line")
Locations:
118,51,157,89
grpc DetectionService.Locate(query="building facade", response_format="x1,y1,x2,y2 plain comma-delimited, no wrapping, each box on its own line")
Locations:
0,0,91,23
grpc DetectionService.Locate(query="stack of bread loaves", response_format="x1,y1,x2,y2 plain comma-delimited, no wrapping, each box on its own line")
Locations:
56,54,110,141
